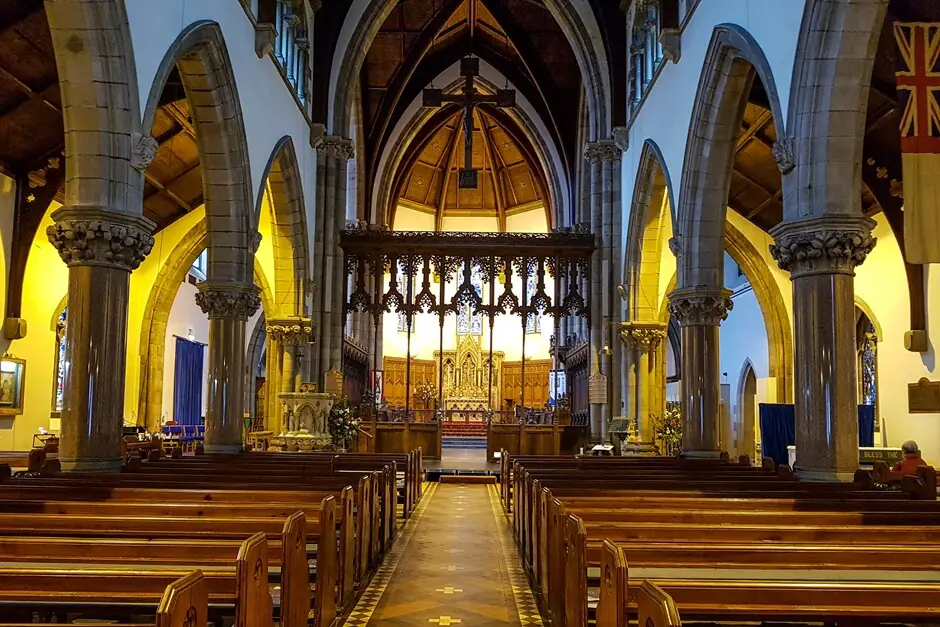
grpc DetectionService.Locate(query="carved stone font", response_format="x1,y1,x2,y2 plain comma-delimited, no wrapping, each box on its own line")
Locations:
667,289,734,327
195,282,262,320
46,208,156,272
769,216,876,278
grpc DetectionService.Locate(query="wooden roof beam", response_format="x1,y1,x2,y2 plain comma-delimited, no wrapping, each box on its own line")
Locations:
163,102,197,142
746,189,782,219
477,110,507,231
0,66,59,115
735,109,771,153
732,164,776,199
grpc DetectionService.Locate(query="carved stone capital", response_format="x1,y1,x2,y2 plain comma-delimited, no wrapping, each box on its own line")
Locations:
769,216,876,278
667,288,734,327
266,317,314,345
195,282,261,320
583,139,621,164
620,322,667,351
772,137,795,175
46,207,156,272
316,135,355,161
250,230,262,254
255,23,277,58
131,134,158,172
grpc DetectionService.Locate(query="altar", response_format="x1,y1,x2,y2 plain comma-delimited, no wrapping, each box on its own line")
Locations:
435,335,504,412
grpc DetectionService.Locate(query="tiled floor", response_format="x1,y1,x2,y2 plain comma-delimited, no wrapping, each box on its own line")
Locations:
342,483,542,627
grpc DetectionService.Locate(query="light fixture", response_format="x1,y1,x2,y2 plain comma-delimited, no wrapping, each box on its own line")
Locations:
187,328,195,342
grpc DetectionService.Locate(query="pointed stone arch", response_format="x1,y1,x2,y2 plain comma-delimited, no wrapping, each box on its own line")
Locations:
783,0,887,221
675,24,785,291
135,220,274,431
624,139,676,322
256,136,309,317
44,0,143,212
142,20,255,286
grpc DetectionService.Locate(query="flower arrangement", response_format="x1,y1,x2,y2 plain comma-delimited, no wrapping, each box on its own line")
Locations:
328,396,361,451
651,402,683,456
415,380,436,408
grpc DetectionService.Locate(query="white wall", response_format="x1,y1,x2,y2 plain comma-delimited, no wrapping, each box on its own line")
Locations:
125,1,317,271
620,0,806,274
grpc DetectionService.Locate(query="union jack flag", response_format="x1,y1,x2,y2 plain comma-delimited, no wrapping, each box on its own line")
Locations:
895,23,940,153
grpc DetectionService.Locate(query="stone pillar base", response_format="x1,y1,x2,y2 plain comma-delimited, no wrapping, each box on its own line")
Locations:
795,468,858,483
681,450,722,460
60,457,124,473
204,444,244,455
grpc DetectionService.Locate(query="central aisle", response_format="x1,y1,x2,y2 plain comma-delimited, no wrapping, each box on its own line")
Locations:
343,483,543,626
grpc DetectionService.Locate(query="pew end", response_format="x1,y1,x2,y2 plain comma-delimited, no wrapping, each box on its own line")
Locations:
156,570,208,627
902,465,938,501
636,581,682,627
776,464,794,481
235,532,272,627
564,514,588,627
737,454,750,466
854,468,874,489
597,540,627,627
314,496,338,627
280,511,309,627
761,457,775,471
719,451,729,463
339,485,356,605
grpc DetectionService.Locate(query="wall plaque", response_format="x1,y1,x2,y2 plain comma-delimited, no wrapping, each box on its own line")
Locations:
588,373,607,405
908,377,940,413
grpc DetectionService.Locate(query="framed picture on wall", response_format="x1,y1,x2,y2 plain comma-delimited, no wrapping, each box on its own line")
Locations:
0,356,26,415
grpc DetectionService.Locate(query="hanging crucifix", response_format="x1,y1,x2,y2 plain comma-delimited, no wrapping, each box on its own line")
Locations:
422,56,516,188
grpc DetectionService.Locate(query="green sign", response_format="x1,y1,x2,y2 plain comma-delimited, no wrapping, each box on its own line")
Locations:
858,447,903,466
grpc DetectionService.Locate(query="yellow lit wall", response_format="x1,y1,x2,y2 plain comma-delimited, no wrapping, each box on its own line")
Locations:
6,200,68,450
440,215,499,233
506,207,548,233
393,206,434,231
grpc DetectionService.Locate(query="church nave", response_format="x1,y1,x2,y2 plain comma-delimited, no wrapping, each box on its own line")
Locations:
344,483,541,627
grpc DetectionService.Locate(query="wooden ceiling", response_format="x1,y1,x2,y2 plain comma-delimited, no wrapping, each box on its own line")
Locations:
394,102,547,230
310,0,625,224
0,0,62,179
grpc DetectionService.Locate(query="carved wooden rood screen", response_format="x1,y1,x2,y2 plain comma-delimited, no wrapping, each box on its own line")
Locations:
339,229,594,421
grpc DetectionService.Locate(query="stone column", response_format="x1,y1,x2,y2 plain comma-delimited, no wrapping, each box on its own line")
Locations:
46,209,155,471
584,139,623,440
196,283,261,453
770,216,875,481
311,135,354,389
621,323,667,445
667,289,732,458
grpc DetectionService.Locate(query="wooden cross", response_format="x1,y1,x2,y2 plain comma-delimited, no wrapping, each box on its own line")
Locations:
422,56,516,188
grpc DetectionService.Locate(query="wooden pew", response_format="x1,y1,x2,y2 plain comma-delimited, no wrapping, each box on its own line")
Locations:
0,509,330,627
2,473,364,597
0,570,208,627
597,540,940,626
0,485,352,613
0,535,270,626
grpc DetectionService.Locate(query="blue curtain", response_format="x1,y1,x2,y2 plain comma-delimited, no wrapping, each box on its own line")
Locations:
173,337,204,426
858,404,875,447
759,404,795,467
760,403,879,466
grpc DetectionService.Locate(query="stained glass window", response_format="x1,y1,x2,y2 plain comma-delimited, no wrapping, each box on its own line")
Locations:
397,310,408,334
525,274,541,334
456,268,483,336
54,308,67,412
857,317,877,406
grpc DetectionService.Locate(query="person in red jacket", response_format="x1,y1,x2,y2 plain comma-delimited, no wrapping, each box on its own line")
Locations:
893,440,928,475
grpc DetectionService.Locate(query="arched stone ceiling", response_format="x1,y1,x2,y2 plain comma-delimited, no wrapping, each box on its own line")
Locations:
392,101,549,231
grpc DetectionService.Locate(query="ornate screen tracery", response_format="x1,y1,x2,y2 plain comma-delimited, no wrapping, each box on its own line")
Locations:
339,228,594,418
